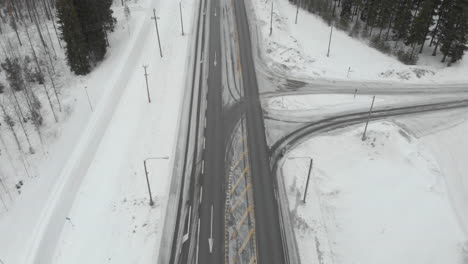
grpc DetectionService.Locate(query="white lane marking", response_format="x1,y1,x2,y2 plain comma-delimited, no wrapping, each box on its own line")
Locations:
200,186,203,204
204,118,207,128
196,218,201,264
201,160,205,174
203,137,206,149
214,51,217,67
209,204,214,253
182,205,192,243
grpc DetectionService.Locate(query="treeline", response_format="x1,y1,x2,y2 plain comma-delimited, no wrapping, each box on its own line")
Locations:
292,0,468,65
0,0,64,155
56,0,115,75
0,0,115,158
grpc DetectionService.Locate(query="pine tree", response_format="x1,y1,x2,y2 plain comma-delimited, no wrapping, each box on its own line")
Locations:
392,0,413,47
340,0,353,27
439,0,459,63
56,0,90,75
97,0,116,32
446,0,468,64
72,0,116,64
1,58,26,92
406,0,438,53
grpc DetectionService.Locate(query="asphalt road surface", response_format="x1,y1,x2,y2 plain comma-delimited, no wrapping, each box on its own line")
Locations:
232,0,288,263
170,0,288,262
167,0,468,263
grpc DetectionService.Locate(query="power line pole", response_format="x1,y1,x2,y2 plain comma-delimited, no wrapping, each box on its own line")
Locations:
295,0,299,24
269,1,274,36
151,8,163,58
362,96,376,141
83,86,93,112
143,65,151,103
303,158,313,203
143,159,154,206
327,22,334,57
143,157,169,206
179,2,185,36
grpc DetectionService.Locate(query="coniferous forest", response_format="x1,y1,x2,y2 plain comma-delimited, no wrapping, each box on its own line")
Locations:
0,0,116,156
291,0,468,65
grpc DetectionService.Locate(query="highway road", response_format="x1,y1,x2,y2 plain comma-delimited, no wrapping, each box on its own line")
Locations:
165,0,468,263
270,99,468,168
170,0,230,262
231,0,288,263
168,0,289,262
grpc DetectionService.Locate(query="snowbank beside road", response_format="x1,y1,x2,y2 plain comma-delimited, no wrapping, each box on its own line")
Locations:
0,0,195,263
251,0,468,83
281,121,466,264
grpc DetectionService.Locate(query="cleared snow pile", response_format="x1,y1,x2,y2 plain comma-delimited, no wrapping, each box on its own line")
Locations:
282,121,466,264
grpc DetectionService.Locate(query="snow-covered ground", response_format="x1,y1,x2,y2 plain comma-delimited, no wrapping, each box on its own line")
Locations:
281,121,467,264
251,0,468,83
0,0,195,263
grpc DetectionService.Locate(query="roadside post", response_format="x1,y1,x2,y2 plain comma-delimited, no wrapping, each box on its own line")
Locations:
295,0,299,24
327,22,334,57
288,157,314,203
83,86,93,112
143,157,169,206
362,96,376,141
269,2,274,36
143,65,151,103
151,9,163,58
180,2,185,36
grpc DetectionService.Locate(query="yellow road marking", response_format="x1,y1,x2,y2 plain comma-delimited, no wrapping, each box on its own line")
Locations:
232,152,247,170
229,167,249,195
239,228,255,255
230,183,252,213
237,204,254,230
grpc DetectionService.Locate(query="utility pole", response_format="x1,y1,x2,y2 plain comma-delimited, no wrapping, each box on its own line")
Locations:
151,8,163,58
295,0,299,24
362,96,376,141
179,2,185,36
143,157,169,206
327,22,334,57
269,1,274,36
143,65,151,103
303,158,313,203
288,157,314,203
83,86,93,112
143,160,154,206
353,88,358,99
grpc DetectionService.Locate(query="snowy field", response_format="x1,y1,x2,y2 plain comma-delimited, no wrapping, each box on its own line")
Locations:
251,0,468,83
0,0,195,263
281,121,467,264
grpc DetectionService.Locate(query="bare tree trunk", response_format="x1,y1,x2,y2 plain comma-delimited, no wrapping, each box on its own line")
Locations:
0,102,23,153
432,39,440,56
9,87,26,122
46,64,61,112
25,25,58,122
0,170,12,201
